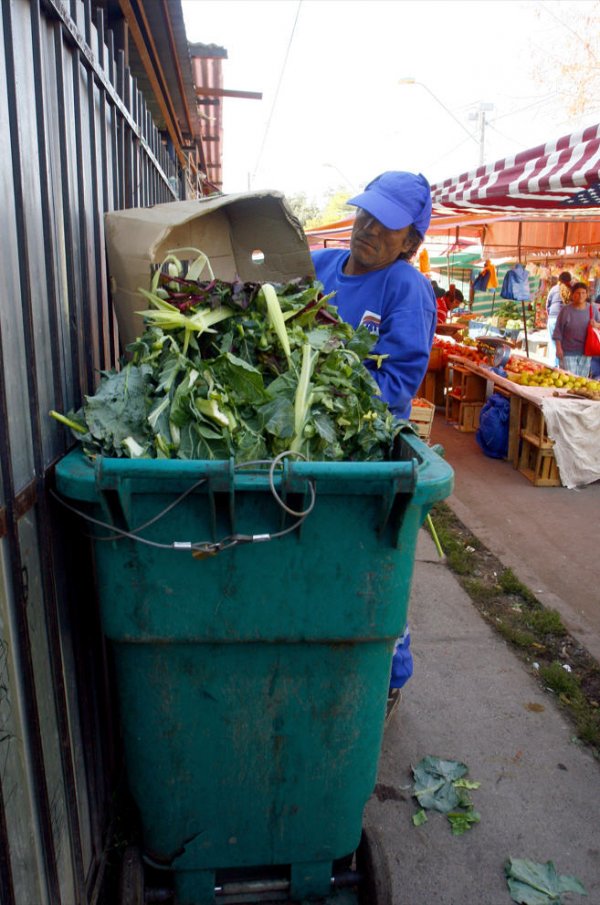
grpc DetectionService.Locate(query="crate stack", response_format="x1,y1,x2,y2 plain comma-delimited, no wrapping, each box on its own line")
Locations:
517,401,561,486
409,398,436,442
444,360,487,432
418,346,446,407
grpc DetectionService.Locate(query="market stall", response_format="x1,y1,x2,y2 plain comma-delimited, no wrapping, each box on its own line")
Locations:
305,125,600,491
441,352,600,489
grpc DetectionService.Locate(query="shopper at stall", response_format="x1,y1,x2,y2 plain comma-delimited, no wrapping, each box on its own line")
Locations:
553,281,600,376
311,170,436,718
591,293,600,379
546,271,572,366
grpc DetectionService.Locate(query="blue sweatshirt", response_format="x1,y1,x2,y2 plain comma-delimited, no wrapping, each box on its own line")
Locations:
312,249,436,419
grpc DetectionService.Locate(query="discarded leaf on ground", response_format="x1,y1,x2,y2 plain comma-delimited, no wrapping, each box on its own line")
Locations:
453,779,481,790
412,809,427,827
447,809,481,836
505,857,587,904
412,756,468,813
411,755,481,835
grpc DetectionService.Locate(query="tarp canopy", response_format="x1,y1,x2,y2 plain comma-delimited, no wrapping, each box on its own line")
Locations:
429,123,600,258
305,124,600,259
430,123,600,217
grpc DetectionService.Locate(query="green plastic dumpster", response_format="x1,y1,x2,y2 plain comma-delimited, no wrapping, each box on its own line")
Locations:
55,430,453,905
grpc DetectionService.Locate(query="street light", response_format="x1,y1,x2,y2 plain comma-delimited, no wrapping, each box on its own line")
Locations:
398,78,479,148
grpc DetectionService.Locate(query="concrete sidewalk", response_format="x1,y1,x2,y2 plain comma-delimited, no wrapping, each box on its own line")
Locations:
429,415,600,663
366,531,600,904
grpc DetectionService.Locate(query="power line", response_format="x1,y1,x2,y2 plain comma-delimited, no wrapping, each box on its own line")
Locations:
491,92,558,123
251,0,302,185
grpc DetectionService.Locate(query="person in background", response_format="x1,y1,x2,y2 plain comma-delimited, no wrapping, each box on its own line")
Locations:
553,281,600,376
546,271,572,366
591,294,600,380
431,280,449,325
436,291,448,324
444,286,464,316
311,170,436,719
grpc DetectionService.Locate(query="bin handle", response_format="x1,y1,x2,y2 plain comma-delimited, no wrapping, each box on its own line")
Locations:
51,451,317,557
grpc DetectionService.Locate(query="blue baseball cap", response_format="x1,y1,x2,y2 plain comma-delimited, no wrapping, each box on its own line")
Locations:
347,171,432,236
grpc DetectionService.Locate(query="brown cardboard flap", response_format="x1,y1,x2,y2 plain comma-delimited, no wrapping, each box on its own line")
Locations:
104,191,315,349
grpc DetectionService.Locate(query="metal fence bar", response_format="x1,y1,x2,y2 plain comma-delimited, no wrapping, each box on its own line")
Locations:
1,0,197,900
1,1,63,896
0,327,17,905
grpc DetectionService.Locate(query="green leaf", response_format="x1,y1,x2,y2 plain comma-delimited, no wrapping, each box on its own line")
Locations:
505,857,587,904
453,779,481,790
212,353,269,404
412,809,428,827
83,363,152,454
258,397,295,439
446,809,480,836
412,756,469,814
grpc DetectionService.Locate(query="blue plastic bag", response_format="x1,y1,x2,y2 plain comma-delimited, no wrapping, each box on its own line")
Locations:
476,393,510,459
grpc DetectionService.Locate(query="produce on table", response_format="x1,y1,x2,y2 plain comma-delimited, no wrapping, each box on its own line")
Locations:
433,338,600,396
505,360,600,394
51,250,402,462
431,336,490,367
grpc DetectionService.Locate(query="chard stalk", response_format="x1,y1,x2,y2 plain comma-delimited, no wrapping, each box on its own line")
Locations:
151,254,183,292
136,301,236,356
291,343,318,453
148,395,171,431
196,398,231,429
49,410,87,434
123,437,147,458
262,283,292,366
166,247,215,281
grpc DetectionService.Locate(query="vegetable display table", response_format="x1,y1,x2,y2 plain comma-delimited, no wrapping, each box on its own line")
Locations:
444,358,600,489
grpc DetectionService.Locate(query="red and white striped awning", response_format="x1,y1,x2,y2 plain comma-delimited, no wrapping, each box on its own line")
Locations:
430,123,600,219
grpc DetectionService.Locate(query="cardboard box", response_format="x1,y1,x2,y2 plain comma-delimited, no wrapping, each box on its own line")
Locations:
104,192,315,349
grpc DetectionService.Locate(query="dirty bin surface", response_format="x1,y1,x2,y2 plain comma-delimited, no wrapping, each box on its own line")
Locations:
55,432,453,903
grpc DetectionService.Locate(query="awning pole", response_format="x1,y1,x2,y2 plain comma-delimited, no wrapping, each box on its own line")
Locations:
521,299,530,357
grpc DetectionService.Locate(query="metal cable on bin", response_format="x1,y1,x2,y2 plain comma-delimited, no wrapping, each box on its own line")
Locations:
50,450,317,555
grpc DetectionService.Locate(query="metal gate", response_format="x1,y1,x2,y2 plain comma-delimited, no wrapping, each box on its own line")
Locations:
0,0,195,901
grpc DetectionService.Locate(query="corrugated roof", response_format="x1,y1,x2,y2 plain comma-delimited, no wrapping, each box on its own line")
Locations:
190,44,226,191
91,0,210,194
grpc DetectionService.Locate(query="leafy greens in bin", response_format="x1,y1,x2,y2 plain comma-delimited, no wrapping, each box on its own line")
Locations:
54,250,402,462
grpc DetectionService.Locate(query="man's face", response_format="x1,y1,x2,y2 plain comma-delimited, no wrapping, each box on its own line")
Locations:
348,208,413,274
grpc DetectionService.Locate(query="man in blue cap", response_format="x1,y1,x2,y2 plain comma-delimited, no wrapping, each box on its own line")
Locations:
312,171,436,420
311,171,436,717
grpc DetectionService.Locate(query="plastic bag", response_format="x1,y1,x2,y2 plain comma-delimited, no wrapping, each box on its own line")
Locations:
475,393,510,459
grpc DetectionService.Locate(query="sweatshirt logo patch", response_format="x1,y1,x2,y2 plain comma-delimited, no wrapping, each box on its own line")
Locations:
359,310,381,334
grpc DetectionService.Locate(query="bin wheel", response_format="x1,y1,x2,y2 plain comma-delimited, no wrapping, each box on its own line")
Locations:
119,845,145,905
356,825,393,905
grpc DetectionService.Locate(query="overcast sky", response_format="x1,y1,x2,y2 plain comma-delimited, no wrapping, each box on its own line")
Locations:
182,0,599,202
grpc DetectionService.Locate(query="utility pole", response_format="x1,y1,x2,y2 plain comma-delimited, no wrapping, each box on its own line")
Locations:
469,102,494,166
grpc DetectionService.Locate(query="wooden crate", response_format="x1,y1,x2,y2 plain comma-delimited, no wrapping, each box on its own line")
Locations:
410,398,435,440
521,400,553,448
428,345,445,371
418,370,445,407
518,438,561,486
446,398,484,432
